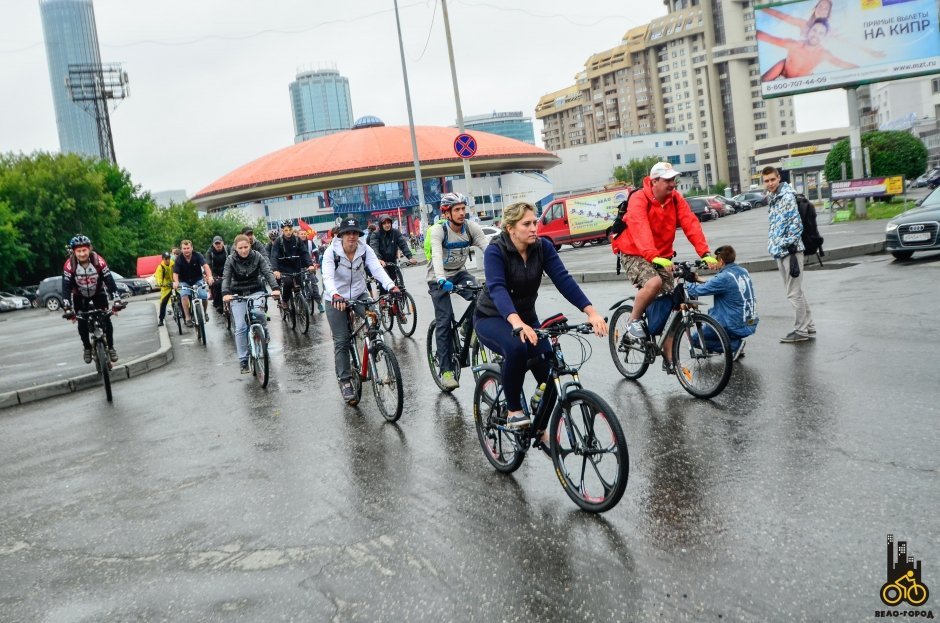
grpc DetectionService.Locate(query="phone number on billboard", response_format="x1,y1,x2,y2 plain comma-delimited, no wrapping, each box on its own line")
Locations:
763,77,829,93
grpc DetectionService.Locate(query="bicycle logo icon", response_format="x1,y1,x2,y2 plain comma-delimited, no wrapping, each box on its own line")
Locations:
881,535,930,607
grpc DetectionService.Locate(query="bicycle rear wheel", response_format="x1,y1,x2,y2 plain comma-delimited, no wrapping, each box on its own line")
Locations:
396,291,417,337
470,331,502,381
425,321,461,391
550,389,628,513
251,326,269,388
672,312,732,399
608,305,649,380
96,341,112,402
380,298,395,332
297,295,310,334
473,369,526,473
370,342,403,422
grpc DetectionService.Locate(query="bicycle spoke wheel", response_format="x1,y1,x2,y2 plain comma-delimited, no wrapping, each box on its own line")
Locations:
252,327,269,388
672,312,732,399
194,304,207,345
379,299,394,332
96,341,112,402
286,298,297,330
551,389,628,513
396,292,418,337
470,331,502,381
370,343,403,422
608,305,649,380
473,370,526,473
294,293,310,335
174,302,183,335
426,321,447,391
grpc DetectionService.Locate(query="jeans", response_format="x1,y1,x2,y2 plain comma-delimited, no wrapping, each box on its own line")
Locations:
325,292,369,380
474,315,550,412
775,252,814,335
230,292,267,363
428,270,477,373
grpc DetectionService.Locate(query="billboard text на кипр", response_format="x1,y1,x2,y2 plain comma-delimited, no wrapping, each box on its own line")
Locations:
756,0,940,98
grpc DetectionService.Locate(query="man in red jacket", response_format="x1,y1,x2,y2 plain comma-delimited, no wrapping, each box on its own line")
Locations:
612,162,718,373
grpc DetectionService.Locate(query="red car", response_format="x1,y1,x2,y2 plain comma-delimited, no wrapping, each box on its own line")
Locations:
703,195,734,217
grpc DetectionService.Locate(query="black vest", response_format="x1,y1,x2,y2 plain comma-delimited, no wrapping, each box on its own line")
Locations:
475,232,544,321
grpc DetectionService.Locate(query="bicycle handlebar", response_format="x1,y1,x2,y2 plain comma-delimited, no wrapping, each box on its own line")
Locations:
512,320,602,339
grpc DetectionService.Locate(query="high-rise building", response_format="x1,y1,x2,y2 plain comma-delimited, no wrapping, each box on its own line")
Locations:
289,68,354,143
535,0,796,191
461,111,536,144
40,0,106,159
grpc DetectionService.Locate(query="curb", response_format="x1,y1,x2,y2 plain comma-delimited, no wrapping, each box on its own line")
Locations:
571,241,886,283
0,301,174,409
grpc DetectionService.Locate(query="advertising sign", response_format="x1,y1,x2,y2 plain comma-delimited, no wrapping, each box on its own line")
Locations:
830,175,904,199
565,189,630,236
756,0,940,98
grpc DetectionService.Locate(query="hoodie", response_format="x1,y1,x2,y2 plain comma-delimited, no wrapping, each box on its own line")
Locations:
322,237,395,301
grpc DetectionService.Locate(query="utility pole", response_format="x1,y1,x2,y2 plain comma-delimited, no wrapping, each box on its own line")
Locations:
393,0,428,226
440,0,474,211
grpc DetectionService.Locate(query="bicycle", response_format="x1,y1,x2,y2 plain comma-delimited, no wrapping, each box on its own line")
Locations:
881,570,929,606
169,289,184,335
299,269,323,321
425,282,501,392
472,314,628,513
229,293,274,388
70,302,125,402
280,271,310,334
608,260,733,399
342,294,404,422
375,262,418,337
180,282,210,346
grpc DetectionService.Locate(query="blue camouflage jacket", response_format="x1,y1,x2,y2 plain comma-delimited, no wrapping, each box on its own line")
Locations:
767,181,804,258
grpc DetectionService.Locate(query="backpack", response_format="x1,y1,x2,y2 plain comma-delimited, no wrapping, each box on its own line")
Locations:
608,188,643,242
795,193,825,259
423,220,469,262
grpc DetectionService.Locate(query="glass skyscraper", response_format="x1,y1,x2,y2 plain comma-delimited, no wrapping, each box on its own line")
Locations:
40,0,105,158
462,111,536,145
290,68,354,143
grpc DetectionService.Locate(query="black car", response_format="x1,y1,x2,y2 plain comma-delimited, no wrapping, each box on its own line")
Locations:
687,197,717,222
885,187,940,259
37,276,131,311
8,286,39,308
111,271,151,295
732,191,768,208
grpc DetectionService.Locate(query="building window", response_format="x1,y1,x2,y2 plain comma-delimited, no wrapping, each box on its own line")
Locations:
667,155,681,165
685,153,696,164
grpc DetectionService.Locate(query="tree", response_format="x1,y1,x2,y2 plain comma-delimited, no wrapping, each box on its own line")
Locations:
824,130,928,182
612,155,663,188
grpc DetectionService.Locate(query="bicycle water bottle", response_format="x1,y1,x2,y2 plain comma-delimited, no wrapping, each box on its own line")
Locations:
530,383,546,414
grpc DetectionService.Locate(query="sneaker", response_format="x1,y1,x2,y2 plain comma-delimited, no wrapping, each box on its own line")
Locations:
107,348,119,363
627,320,647,340
780,331,810,343
339,378,358,404
240,360,250,374
157,319,164,327
185,319,194,328
807,327,817,336
83,347,92,364
662,360,676,375
505,411,531,429
733,340,746,361
441,370,459,390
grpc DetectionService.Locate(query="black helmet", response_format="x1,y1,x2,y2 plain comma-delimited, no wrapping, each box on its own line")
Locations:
280,219,293,229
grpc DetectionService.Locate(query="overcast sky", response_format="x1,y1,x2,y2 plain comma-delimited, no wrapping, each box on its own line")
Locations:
0,0,850,196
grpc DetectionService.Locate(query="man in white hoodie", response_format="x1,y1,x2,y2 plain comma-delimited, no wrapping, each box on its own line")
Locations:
322,217,400,404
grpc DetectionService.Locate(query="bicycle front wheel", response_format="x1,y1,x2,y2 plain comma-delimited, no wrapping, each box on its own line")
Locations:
286,298,297,330
550,389,628,513
672,312,732,399
426,321,449,391
473,369,525,473
608,305,649,380
174,301,183,335
252,326,269,388
194,302,207,345
396,291,418,337
297,296,310,334
96,341,112,402
370,342,403,422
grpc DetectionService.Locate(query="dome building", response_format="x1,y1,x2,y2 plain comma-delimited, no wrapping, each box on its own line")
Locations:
191,118,560,235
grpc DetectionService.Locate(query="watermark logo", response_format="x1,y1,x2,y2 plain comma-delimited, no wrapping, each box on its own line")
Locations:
881,534,929,607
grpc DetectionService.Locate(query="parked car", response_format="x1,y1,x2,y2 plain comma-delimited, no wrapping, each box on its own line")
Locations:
733,190,768,208
686,197,717,222
537,187,631,249
479,225,500,244
37,275,131,311
704,195,735,217
715,194,749,213
9,285,39,307
885,187,940,260
0,298,15,312
0,292,31,310
111,271,152,295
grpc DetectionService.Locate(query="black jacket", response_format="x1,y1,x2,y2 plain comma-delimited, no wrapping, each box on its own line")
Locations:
270,234,312,273
205,245,230,277
221,250,277,296
475,232,544,322
370,227,412,263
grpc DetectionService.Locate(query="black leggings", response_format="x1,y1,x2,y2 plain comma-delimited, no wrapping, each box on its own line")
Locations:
473,315,550,412
74,292,114,349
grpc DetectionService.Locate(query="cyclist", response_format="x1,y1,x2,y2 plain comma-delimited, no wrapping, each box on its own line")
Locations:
323,217,400,404
297,228,325,313
205,236,229,314
475,202,607,429
270,219,316,310
172,240,214,327
427,192,490,390
611,161,718,374
61,235,123,363
370,214,417,291
686,244,758,360
221,234,280,374
239,227,270,259
153,251,174,326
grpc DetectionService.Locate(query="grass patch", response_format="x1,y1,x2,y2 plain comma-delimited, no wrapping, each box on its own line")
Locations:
866,202,911,220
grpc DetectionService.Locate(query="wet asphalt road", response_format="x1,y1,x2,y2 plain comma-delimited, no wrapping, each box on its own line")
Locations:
2,252,939,622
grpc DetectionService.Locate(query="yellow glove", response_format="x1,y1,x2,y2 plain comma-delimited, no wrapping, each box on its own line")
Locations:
702,255,719,267
651,257,673,268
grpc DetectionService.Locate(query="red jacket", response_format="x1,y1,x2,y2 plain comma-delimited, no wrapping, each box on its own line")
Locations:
612,176,710,262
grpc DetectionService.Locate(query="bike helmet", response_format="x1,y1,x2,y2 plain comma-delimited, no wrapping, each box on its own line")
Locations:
280,219,293,228
161,251,171,260
439,192,468,210
69,235,91,249
267,230,278,241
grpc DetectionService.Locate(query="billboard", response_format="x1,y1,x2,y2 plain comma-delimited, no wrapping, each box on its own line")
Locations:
564,189,630,236
756,0,940,98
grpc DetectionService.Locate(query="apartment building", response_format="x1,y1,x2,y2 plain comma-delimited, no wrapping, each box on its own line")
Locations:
535,0,795,191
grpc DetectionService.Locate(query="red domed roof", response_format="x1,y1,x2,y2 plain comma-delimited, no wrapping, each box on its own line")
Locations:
192,125,559,209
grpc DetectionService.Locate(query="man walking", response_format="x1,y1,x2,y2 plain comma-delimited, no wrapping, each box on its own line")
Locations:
762,166,815,342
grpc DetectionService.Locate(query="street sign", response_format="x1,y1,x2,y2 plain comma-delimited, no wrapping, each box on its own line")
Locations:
454,133,477,159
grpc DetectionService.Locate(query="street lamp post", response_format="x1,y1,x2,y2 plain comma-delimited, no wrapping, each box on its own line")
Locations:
393,0,428,225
